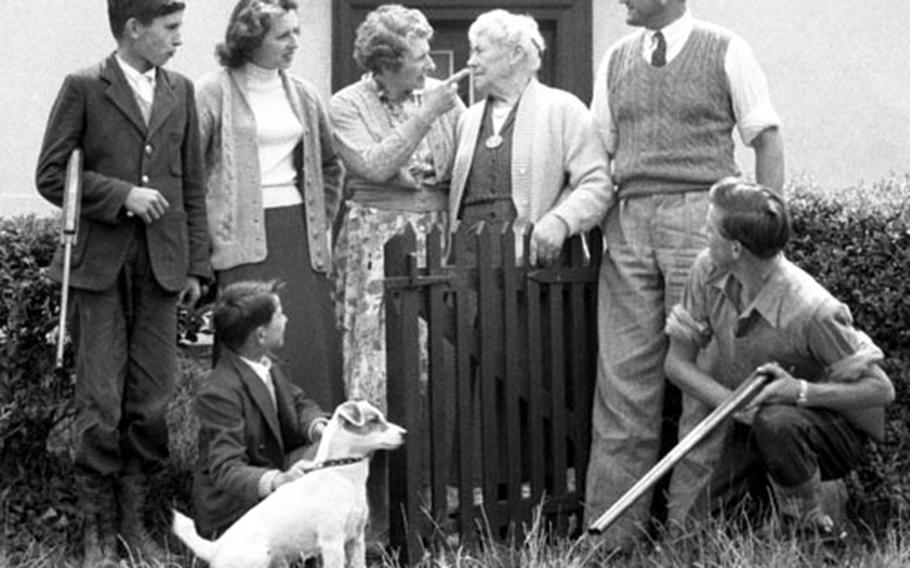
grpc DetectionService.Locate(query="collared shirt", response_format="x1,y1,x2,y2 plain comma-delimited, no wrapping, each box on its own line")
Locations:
115,53,156,123
591,9,781,151
239,354,277,409
666,252,883,392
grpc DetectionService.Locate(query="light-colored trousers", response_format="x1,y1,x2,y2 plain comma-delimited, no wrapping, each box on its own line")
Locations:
585,191,709,547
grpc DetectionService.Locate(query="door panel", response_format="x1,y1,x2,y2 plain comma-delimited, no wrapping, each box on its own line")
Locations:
332,1,592,103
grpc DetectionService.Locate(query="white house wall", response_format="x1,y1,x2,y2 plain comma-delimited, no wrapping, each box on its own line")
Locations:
2,1,908,216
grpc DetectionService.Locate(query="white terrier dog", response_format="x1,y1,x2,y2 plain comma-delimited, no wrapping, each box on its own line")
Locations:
172,400,406,568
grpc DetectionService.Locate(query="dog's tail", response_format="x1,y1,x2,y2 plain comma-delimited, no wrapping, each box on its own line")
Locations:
172,509,217,562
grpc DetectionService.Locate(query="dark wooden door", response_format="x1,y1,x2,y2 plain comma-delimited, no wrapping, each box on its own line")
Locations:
332,0,592,103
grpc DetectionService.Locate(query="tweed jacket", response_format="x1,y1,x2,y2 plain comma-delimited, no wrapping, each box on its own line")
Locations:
193,348,327,536
196,68,343,273
36,53,211,292
449,78,613,235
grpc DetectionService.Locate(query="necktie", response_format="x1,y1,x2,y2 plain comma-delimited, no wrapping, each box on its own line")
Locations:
652,31,667,68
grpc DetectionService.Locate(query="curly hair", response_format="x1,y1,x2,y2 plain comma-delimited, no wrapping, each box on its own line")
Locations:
709,177,790,259
469,9,546,73
352,4,433,75
216,0,298,69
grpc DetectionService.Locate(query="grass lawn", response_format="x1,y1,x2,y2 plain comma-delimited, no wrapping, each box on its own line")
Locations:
3,173,909,567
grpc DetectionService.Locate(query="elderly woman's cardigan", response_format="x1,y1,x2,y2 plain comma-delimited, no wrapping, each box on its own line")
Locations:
449,78,613,236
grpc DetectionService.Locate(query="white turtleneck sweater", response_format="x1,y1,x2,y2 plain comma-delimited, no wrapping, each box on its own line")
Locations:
243,63,304,209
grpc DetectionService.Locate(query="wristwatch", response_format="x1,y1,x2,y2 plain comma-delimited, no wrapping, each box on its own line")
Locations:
795,379,809,406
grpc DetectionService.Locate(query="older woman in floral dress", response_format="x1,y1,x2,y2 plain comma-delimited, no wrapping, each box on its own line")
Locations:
330,4,466,411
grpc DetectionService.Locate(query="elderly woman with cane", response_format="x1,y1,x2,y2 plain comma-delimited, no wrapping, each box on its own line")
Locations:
449,9,611,264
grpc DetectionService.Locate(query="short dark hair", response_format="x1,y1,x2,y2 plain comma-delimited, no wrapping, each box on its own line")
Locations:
108,0,185,39
353,4,433,75
216,0,299,69
709,177,790,259
213,280,283,352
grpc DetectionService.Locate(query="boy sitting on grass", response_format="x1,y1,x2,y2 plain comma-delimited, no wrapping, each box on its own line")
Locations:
192,280,328,537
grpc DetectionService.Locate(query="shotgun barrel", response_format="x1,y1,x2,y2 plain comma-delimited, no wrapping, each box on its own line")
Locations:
587,370,772,535
55,149,82,369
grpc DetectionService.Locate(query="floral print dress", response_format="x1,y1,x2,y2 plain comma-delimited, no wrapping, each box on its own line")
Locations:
331,76,461,412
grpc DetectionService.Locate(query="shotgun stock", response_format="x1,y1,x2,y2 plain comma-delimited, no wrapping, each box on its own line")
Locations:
55,149,82,369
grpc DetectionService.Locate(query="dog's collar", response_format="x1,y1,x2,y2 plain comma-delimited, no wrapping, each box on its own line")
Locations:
302,456,366,474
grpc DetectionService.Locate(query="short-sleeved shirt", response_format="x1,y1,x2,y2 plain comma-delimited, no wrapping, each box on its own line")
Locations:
666,251,883,393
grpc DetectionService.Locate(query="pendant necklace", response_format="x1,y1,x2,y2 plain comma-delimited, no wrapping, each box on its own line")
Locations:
485,101,513,149
485,134,503,149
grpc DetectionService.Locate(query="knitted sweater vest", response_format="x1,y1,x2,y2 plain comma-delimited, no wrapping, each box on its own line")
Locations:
608,23,738,196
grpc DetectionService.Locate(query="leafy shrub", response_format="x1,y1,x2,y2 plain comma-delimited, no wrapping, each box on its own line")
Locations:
0,215,73,463
0,215,77,551
0,214,210,555
1,174,909,555
786,176,910,532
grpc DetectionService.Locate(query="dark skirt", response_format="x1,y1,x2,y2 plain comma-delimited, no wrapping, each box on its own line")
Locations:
217,205,343,409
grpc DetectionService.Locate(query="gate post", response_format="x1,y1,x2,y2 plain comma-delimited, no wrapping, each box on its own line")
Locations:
384,225,424,564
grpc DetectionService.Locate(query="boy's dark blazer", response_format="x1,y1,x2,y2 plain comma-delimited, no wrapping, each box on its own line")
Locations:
192,348,327,536
36,53,211,292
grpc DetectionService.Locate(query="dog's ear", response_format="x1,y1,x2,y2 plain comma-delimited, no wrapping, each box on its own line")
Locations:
337,400,365,427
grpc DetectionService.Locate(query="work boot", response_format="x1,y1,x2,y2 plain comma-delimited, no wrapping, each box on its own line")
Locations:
75,471,120,568
116,473,168,564
770,470,846,541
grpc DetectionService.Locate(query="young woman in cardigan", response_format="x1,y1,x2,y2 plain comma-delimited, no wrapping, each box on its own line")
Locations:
196,0,344,407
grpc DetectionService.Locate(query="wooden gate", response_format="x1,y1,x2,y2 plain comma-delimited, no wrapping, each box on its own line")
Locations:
383,221,602,563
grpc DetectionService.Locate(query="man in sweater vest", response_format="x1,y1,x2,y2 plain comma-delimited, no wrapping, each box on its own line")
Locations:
584,0,784,549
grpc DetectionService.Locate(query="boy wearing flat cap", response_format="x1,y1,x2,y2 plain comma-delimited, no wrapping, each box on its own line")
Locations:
36,0,210,565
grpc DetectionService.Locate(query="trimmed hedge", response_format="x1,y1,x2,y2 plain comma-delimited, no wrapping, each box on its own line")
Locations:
0,216,72,463
786,177,910,529
1,176,908,553
0,215,206,553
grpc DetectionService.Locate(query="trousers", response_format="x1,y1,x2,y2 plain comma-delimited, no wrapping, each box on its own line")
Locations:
72,224,179,476
585,191,709,546
668,404,866,525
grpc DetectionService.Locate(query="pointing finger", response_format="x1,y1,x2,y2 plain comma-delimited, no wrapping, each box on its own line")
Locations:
445,68,471,86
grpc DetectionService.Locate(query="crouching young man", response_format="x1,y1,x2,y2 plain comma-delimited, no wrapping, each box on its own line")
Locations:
192,281,329,537
664,178,894,536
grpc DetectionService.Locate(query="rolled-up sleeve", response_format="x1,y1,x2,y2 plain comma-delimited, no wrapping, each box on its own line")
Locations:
807,302,885,382
725,35,781,145
665,252,715,348
590,46,619,157
666,304,711,348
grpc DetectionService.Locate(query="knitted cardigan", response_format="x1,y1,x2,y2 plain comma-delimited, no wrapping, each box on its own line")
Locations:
329,75,463,212
196,68,343,272
449,78,612,235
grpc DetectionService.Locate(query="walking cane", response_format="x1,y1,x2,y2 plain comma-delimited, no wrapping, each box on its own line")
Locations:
55,148,83,370
586,370,773,535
